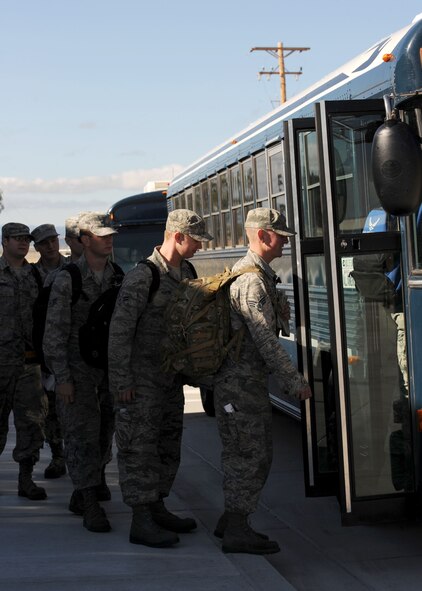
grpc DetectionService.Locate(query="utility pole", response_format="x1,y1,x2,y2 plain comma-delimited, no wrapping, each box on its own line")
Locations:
250,43,310,104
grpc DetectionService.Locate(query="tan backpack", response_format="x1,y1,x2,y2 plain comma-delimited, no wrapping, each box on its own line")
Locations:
161,266,259,383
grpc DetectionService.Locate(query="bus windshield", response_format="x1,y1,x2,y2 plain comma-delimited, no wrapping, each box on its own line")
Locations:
108,190,168,272
112,224,166,271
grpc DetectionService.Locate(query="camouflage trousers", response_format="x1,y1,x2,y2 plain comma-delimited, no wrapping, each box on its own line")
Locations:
41,372,63,451
214,372,273,515
0,363,47,464
115,383,184,507
44,390,63,451
57,373,114,490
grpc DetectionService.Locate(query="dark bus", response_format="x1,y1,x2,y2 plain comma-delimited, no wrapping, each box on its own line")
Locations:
108,190,168,272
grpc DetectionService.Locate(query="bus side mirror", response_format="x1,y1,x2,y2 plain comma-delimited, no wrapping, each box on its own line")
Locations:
372,119,422,216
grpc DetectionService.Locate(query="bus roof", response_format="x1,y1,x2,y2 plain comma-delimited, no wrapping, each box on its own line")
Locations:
108,190,168,226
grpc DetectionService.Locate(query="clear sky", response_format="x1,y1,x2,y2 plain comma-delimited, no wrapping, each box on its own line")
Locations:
1,0,421,230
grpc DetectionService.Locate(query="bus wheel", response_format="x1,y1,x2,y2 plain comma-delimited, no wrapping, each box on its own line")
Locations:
200,387,215,417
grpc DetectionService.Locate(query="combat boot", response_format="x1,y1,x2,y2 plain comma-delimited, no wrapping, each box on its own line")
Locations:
68,489,84,515
44,443,66,479
95,466,111,501
150,498,197,533
222,512,280,555
81,487,111,533
214,510,269,540
18,459,47,500
130,504,179,547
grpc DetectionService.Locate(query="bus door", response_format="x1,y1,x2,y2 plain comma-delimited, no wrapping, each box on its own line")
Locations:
288,100,414,523
285,117,339,498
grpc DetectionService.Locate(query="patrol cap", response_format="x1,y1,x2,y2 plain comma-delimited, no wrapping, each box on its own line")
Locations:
2,222,32,240
31,224,59,245
245,208,295,237
78,212,117,237
166,209,213,241
65,215,81,238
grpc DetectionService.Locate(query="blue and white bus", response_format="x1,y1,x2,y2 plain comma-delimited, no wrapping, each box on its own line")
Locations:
167,14,422,524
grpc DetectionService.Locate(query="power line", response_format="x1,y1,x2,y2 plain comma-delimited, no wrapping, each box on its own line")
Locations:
250,43,310,104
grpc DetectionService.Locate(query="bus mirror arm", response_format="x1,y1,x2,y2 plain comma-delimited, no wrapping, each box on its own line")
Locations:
383,94,393,120
371,108,422,216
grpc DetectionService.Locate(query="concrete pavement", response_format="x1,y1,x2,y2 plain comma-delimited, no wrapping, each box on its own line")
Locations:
2,386,422,590
0,388,292,591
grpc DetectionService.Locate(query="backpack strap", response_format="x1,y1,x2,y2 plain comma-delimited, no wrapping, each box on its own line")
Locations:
30,263,43,291
62,263,85,305
231,265,262,280
109,260,125,289
137,260,161,302
184,259,198,279
110,261,125,277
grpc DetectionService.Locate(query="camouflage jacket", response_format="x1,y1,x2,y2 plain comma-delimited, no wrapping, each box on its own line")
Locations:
108,247,196,395
226,249,308,397
43,254,118,384
33,253,68,286
0,255,39,366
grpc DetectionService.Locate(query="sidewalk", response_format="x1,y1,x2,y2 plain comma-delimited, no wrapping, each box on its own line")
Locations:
0,388,292,591
2,387,422,590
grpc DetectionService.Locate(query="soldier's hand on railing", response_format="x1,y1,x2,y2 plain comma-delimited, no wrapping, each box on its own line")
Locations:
296,385,312,400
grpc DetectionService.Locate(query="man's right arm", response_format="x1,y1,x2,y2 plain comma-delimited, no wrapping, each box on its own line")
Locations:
108,266,150,396
43,271,73,385
232,273,311,400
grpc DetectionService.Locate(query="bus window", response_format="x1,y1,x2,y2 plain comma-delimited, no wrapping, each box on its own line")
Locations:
330,113,385,234
411,206,422,272
269,150,284,195
220,172,232,247
299,130,323,238
255,153,268,202
186,192,193,210
231,166,242,206
194,186,202,214
406,108,422,272
210,177,219,213
242,159,255,204
108,190,168,272
201,181,210,215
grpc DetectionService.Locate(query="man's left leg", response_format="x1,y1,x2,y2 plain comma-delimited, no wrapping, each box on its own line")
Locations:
14,364,48,500
150,382,197,533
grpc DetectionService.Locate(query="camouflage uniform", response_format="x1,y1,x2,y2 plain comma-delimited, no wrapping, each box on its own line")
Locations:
34,254,68,285
0,250,47,465
32,223,68,290
108,248,196,507
214,249,308,515
43,253,116,490
32,245,68,463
